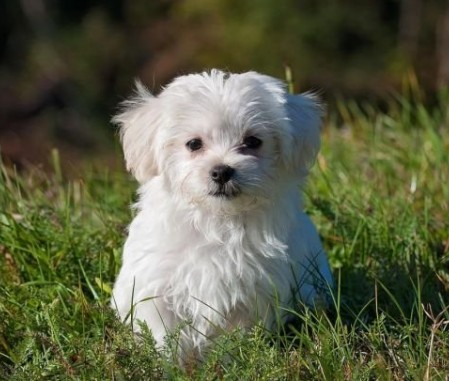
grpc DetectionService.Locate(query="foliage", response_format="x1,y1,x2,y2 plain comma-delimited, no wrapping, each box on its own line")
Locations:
1,92,449,379
2,0,449,167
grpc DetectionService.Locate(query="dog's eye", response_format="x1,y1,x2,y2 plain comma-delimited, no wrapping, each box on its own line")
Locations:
186,138,203,151
243,136,262,149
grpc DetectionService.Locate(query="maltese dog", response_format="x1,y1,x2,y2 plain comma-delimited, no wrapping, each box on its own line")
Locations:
111,70,333,360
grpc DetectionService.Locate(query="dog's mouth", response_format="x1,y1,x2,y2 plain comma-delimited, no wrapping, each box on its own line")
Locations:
208,184,241,199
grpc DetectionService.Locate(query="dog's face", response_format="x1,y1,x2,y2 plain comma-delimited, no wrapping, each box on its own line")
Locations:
114,71,322,213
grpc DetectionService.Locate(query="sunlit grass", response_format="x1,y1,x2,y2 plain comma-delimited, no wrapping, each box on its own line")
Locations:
1,90,449,380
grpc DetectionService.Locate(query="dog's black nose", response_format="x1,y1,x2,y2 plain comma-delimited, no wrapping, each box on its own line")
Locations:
210,165,235,184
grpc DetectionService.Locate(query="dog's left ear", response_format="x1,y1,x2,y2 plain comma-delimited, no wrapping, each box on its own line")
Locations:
281,93,324,175
113,81,163,183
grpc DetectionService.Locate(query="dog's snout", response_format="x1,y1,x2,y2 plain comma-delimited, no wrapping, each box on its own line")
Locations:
210,165,235,184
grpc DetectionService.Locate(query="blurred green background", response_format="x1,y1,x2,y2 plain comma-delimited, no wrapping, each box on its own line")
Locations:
1,0,448,172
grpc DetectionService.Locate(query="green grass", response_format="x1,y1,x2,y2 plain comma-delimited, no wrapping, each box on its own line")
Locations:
1,89,449,380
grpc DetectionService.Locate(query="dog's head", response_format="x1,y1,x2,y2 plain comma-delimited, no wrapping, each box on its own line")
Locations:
114,70,323,212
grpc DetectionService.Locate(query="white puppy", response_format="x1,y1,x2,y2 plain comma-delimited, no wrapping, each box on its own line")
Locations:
111,70,332,359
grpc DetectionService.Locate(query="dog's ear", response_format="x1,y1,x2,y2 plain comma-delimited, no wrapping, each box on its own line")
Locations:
113,81,162,183
282,93,323,176
238,72,323,176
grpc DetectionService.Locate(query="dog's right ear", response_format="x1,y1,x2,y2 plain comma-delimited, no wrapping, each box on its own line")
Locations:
113,81,162,183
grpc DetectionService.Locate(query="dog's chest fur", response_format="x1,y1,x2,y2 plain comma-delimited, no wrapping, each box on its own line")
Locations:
119,178,296,333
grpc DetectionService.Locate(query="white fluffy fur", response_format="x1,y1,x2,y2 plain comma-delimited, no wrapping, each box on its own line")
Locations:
111,70,333,359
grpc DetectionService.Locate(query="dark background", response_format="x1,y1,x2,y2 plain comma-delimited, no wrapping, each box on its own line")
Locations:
1,0,448,172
